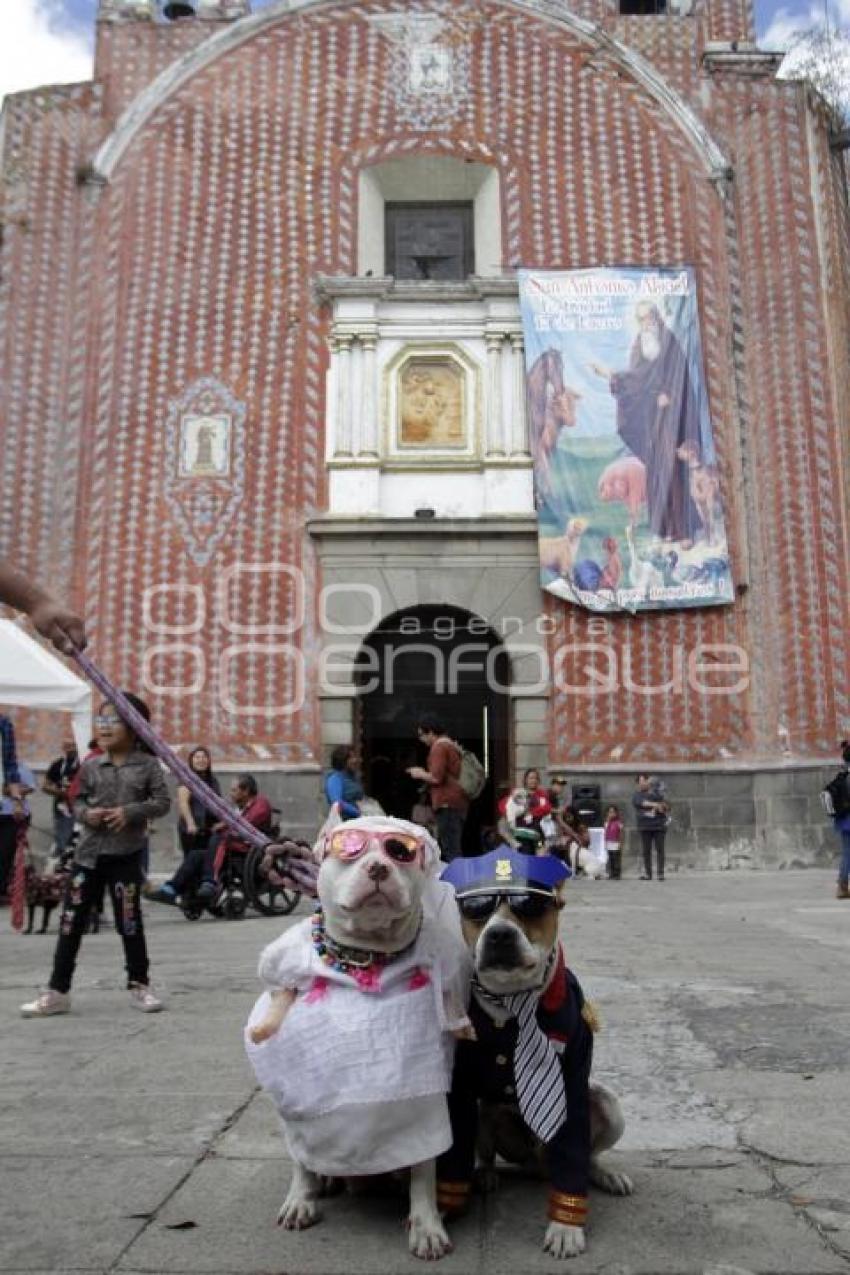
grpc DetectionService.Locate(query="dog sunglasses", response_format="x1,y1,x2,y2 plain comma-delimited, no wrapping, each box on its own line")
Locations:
456,889,557,921
326,827,423,865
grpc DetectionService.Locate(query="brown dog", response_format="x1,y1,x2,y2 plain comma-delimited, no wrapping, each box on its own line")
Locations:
438,849,632,1259
539,517,589,578
676,440,721,545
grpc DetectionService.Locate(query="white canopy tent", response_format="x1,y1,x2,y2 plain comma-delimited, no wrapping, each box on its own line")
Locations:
0,619,92,759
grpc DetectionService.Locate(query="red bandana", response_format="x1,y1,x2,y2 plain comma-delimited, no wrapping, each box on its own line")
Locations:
540,944,568,1013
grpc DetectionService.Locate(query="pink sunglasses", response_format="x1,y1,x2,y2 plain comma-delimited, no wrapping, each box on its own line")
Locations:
326,827,423,866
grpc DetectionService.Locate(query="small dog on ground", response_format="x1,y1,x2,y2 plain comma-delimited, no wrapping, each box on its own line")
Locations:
24,853,69,934
562,841,606,880
25,856,103,934
438,848,633,1259
245,816,473,1260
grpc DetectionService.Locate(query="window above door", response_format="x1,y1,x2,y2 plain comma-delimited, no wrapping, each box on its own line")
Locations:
358,155,502,278
385,202,474,281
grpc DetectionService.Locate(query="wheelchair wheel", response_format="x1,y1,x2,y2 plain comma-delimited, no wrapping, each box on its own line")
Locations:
244,845,301,916
223,892,247,920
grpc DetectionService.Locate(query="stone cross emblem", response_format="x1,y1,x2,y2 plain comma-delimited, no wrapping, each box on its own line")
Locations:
408,43,452,95
370,10,469,128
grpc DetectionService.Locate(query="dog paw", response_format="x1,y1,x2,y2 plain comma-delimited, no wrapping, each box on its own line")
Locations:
543,1221,586,1259
590,1163,634,1196
276,1195,321,1230
408,1214,453,1260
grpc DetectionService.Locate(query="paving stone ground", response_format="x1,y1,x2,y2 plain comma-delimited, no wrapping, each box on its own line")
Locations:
2,867,848,1274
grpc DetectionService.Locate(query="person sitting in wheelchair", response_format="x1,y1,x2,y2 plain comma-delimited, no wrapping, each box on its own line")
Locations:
199,773,275,900
149,773,275,906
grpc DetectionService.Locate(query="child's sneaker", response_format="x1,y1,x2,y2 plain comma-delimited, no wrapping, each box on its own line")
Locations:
129,983,163,1012
20,988,70,1017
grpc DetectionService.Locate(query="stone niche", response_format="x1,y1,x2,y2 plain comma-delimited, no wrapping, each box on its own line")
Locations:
315,275,534,521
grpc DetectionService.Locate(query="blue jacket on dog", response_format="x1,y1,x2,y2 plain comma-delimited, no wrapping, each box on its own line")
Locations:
437,849,592,1229
436,948,593,1221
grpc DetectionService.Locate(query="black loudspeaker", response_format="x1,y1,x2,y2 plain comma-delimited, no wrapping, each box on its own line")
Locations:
162,1,195,18
572,783,602,826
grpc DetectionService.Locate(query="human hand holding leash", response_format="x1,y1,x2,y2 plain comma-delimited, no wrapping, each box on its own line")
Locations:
0,561,87,653
68,646,318,896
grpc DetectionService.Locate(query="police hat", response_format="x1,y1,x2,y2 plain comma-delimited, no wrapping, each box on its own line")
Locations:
441,847,571,898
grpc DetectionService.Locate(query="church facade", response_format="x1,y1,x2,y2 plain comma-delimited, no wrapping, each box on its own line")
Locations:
2,0,849,865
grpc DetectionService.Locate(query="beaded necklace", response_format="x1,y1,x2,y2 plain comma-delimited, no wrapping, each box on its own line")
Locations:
311,907,421,975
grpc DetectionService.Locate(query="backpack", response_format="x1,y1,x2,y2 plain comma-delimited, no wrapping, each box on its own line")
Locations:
820,768,850,818
435,735,487,801
457,746,487,800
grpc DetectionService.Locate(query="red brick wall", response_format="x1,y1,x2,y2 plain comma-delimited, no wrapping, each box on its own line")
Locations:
1,0,846,766
93,17,211,123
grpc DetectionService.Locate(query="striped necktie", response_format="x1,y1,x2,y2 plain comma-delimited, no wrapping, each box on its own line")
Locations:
506,990,568,1144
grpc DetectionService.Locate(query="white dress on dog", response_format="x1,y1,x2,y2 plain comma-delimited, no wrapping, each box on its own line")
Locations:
245,888,469,1177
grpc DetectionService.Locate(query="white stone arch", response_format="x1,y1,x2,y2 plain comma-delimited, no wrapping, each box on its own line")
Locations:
88,0,731,187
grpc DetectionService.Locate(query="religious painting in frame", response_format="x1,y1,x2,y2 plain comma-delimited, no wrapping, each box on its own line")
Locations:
383,345,479,464
518,267,733,614
163,378,246,568
399,356,465,448
178,413,231,478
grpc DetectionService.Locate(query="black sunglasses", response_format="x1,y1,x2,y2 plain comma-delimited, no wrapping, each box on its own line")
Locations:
457,891,556,921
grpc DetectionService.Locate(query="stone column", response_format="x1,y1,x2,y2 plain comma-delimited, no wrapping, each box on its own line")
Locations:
485,332,504,457
510,333,529,456
360,334,379,457
334,335,353,457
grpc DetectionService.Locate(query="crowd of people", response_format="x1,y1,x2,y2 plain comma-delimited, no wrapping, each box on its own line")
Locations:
319,722,671,883
2,559,850,1028
4,698,850,1023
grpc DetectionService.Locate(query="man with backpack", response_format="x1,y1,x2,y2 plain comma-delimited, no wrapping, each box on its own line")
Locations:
822,741,850,899
407,715,470,862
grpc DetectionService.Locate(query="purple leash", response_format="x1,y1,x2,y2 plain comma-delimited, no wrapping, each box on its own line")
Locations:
71,648,318,895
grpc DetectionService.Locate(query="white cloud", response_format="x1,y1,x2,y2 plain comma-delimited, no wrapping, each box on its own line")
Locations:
0,1,93,110
763,2,850,117
762,7,812,48
762,0,850,48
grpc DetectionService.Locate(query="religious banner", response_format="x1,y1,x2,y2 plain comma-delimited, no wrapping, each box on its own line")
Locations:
518,267,734,613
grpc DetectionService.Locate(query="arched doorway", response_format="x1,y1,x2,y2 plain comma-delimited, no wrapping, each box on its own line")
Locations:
355,605,511,854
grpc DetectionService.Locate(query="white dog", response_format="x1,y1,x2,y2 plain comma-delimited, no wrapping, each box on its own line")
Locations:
245,816,471,1260
563,841,606,880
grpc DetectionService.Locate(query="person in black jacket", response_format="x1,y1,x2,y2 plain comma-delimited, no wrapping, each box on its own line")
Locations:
42,738,80,856
632,773,669,880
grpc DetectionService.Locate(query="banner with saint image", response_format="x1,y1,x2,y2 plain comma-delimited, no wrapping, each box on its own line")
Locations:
518,267,734,613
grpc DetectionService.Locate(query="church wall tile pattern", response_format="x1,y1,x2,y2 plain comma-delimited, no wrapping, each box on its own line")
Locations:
1,0,848,770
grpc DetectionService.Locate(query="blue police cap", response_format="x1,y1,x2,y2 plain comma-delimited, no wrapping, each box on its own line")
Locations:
441,847,571,897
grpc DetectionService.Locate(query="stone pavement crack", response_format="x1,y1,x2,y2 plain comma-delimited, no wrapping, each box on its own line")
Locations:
739,1140,850,1266
104,1086,261,1273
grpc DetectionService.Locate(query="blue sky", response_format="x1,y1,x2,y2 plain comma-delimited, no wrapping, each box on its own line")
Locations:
1,0,844,110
